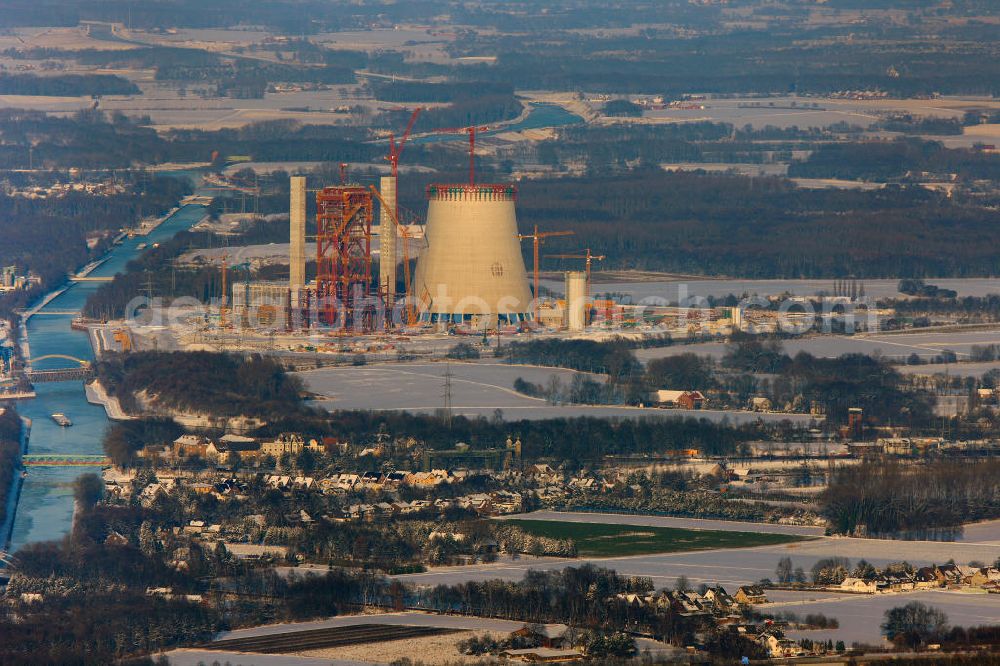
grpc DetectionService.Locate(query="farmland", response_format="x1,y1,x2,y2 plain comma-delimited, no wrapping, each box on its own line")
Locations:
496,518,811,558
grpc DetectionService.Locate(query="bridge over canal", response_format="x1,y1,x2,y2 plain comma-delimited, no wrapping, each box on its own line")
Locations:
22,454,110,467
25,355,93,383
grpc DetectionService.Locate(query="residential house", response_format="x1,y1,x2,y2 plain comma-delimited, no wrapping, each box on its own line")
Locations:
138,479,175,507
758,632,806,659
965,567,1000,587
526,464,561,484
913,567,942,590
956,565,983,585
382,471,409,488
172,434,208,460
662,590,712,618
839,577,878,594
934,564,964,587
207,438,262,464
510,624,572,649
265,475,292,490
653,390,707,410
260,433,306,457
880,571,915,592
404,470,448,487
703,586,739,614
734,585,767,605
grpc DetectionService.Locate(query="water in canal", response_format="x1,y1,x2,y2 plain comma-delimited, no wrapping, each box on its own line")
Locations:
10,201,208,550
409,102,583,145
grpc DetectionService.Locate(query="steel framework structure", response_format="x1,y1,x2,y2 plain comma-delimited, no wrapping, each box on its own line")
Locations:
316,185,374,329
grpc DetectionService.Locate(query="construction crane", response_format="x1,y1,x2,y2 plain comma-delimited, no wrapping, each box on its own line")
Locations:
370,185,419,326
432,125,489,185
546,249,605,325
518,225,574,322
385,108,423,180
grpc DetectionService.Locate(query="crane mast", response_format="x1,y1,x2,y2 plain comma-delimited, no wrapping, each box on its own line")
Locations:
518,225,574,322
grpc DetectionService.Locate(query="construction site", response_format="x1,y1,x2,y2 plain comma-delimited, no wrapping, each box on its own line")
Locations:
99,110,742,362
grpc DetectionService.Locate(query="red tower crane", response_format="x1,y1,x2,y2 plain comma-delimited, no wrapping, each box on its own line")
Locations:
518,225,574,322
385,107,423,180
431,125,489,185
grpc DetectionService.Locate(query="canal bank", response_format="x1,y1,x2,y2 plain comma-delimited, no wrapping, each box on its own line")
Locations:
9,196,209,550
0,417,30,553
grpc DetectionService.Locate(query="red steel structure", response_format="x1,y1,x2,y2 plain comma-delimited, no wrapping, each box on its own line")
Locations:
386,107,422,180
431,125,489,185
316,186,375,329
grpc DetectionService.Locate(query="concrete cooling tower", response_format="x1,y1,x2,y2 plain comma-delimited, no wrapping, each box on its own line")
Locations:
413,184,532,324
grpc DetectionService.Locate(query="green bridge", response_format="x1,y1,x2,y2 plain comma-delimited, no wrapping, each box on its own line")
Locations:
22,454,110,467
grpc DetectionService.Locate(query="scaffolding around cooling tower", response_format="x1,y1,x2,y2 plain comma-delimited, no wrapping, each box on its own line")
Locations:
315,185,375,330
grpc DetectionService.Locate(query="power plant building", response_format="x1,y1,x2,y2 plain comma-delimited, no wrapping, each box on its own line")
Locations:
289,176,306,293
378,175,397,306
413,184,532,324
231,281,292,330
565,271,588,331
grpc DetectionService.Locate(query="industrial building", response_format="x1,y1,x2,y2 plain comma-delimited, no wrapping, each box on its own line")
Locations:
231,281,294,330
413,183,532,325
225,167,618,336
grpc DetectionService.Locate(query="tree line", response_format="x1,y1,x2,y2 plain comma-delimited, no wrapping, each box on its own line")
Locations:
0,73,139,96
789,137,1000,182
821,459,1000,536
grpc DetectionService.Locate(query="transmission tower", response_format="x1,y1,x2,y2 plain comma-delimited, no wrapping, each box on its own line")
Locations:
443,364,453,427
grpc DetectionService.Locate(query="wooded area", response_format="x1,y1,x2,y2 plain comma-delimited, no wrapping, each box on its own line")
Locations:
0,172,190,320
821,460,1000,536
0,408,22,529
95,351,304,419
0,73,139,96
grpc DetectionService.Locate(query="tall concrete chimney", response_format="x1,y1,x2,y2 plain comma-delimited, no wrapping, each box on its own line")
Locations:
289,175,306,291
379,175,397,306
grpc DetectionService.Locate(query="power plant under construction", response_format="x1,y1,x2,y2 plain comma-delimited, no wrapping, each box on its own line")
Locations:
232,177,538,334
222,166,743,343
221,114,734,341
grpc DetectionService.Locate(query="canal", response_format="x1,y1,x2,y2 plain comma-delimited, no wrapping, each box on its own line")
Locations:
9,198,208,550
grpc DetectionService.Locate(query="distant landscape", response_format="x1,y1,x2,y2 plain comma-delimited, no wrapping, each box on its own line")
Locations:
2,1,1000,665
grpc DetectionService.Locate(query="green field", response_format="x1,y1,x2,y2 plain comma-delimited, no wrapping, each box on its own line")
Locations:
501,519,811,557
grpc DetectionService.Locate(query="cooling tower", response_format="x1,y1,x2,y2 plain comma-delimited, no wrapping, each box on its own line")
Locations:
565,271,587,331
378,175,396,306
289,176,306,291
413,184,532,323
